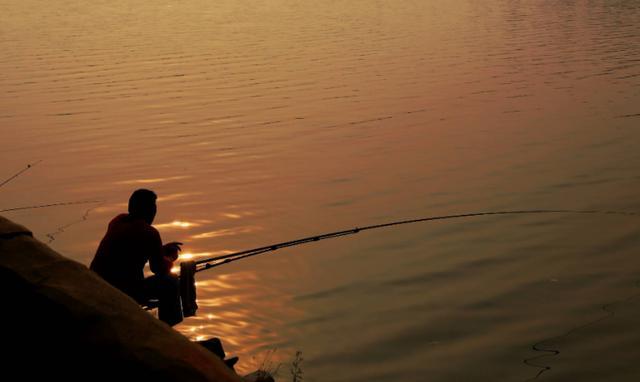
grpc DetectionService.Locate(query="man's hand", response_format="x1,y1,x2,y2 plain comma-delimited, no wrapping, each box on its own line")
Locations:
163,241,183,261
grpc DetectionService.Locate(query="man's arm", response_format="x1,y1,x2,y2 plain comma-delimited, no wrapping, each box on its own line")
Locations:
148,229,182,275
148,228,166,275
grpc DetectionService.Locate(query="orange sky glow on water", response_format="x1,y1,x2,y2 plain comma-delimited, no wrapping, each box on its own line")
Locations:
1,0,640,380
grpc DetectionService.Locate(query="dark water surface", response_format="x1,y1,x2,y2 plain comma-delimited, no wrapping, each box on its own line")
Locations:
2,1,640,380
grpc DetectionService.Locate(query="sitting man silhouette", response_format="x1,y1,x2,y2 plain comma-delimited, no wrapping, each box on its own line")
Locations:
90,189,184,326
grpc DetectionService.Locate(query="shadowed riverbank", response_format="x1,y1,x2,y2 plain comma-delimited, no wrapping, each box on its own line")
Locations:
0,215,271,381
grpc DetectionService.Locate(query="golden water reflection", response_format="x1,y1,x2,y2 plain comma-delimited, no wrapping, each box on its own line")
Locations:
181,251,232,261
191,226,262,240
157,192,204,203
176,271,302,375
220,210,259,220
155,220,206,230
115,175,192,185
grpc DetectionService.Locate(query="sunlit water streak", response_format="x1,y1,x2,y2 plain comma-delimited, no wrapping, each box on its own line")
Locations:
1,0,640,380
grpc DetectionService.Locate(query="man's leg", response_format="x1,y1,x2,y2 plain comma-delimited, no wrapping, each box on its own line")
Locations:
144,274,183,326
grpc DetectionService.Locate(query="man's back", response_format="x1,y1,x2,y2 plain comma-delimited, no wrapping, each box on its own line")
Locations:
90,213,163,302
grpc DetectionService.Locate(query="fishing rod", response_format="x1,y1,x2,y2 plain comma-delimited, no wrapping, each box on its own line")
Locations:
0,160,43,189
193,209,638,273
177,208,638,318
0,200,104,213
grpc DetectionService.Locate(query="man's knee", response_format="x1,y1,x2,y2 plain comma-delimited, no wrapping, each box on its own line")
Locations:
159,275,180,299
161,273,179,287
145,274,179,299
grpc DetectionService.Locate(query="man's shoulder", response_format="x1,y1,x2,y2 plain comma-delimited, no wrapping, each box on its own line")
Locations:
146,223,161,237
111,213,129,223
107,214,129,229
138,220,161,241
109,214,158,237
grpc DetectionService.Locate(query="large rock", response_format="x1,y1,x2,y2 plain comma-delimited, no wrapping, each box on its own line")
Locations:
0,215,244,382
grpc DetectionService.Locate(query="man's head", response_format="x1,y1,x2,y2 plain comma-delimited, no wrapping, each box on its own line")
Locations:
128,189,157,224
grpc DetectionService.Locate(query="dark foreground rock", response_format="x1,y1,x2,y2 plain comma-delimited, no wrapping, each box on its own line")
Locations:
0,215,244,382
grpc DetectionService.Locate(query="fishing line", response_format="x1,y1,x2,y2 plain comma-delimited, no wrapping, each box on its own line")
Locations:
523,280,640,380
194,209,638,272
0,200,104,213
45,203,103,243
0,160,43,189
0,161,104,219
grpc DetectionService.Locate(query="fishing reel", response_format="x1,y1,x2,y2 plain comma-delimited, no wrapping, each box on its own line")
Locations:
179,261,198,318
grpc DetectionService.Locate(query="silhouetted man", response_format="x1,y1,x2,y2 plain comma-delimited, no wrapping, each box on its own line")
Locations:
90,189,184,326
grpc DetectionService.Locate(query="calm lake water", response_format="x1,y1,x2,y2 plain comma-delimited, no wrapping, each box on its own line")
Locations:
2,0,640,380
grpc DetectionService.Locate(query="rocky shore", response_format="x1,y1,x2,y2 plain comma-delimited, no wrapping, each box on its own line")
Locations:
0,215,270,382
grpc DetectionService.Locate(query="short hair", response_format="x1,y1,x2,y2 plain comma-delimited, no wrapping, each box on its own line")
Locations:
128,189,157,217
